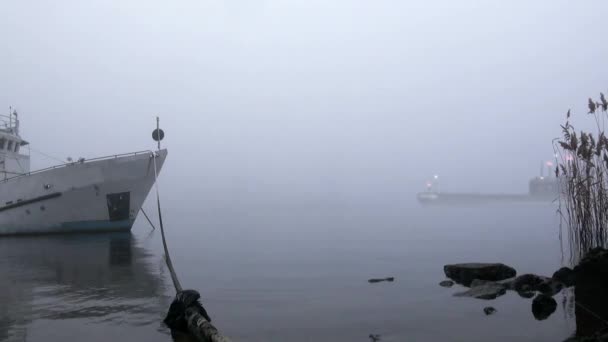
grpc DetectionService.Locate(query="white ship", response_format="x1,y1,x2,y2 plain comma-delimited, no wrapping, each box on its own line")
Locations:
0,110,167,235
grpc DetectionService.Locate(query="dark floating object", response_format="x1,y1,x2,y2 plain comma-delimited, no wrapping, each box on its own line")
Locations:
483,307,497,315
368,277,394,284
369,334,381,341
164,289,212,332
439,280,454,288
444,263,516,286
531,294,557,321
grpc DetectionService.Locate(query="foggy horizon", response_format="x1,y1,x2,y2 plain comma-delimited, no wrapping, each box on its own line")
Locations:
2,0,608,197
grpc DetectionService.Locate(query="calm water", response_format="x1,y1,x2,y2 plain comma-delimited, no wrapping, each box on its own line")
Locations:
0,196,576,341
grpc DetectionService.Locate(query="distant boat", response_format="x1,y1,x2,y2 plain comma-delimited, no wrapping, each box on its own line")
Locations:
0,110,167,235
417,173,559,205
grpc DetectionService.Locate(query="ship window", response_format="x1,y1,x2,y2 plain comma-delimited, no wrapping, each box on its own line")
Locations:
7,141,13,152
0,138,4,150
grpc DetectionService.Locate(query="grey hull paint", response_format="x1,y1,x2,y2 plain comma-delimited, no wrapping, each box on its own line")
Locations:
0,219,134,236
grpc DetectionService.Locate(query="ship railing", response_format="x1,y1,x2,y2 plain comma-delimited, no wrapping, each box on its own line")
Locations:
0,114,18,132
0,150,156,184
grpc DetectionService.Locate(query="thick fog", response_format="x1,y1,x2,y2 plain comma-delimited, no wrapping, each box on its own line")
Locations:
1,0,608,202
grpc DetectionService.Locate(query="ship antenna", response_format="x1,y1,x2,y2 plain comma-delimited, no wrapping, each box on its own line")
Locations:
157,117,160,150
152,116,165,151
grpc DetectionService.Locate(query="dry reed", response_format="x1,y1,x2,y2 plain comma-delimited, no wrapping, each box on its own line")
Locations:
555,92,608,264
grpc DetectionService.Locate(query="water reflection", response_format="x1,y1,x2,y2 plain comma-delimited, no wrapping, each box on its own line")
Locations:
0,232,167,341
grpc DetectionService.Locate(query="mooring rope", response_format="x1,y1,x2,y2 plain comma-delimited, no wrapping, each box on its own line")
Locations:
153,151,183,292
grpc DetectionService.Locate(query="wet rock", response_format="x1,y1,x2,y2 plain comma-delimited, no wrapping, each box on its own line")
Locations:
532,294,557,320
509,274,548,292
439,280,454,288
368,277,394,284
484,307,497,315
517,291,536,299
538,279,564,296
444,263,516,286
563,331,608,341
553,267,577,287
574,247,608,278
454,282,507,300
470,279,488,287
573,248,608,338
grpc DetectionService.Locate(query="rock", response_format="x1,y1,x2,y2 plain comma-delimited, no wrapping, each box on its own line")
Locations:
369,334,381,342
483,306,497,315
368,277,394,284
538,279,564,296
553,267,577,287
470,279,491,287
454,282,507,300
563,331,608,341
444,263,516,286
574,247,608,278
517,291,536,299
509,274,548,292
572,248,608,338
439,280,454,288
532,294,557,320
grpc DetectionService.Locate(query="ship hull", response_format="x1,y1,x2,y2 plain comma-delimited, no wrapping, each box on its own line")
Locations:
417,191,556,205
0,150,167,235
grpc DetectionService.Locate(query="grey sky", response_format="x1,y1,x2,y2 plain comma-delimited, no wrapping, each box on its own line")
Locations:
1,0,607,197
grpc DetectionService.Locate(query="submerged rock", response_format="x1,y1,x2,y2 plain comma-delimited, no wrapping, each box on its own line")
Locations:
439,280,454,288
532,294,557,320
454,282,507,300
553,267,577,287
484,306,497,315
444,263,516,286
369,334,381,342
368,277,395,284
